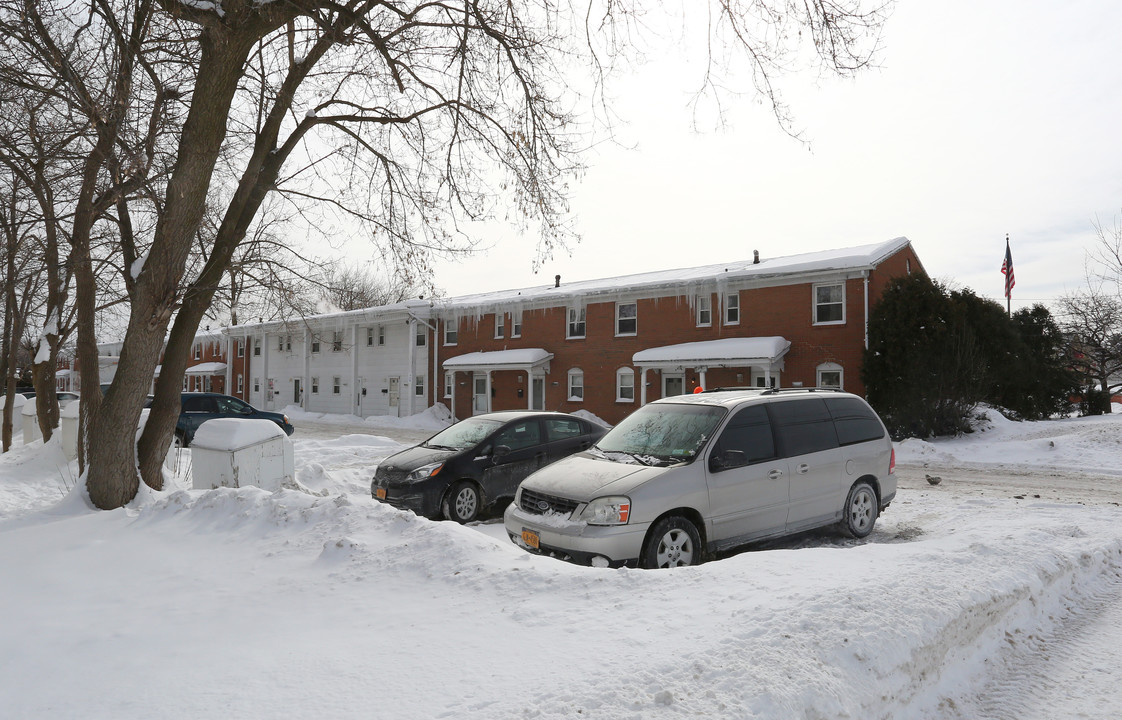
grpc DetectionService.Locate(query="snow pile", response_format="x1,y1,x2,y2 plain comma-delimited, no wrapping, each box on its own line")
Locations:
2,408,1122,718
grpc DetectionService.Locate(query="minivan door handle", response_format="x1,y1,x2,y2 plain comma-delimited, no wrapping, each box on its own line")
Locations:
767,469,784,480
796,463,809,475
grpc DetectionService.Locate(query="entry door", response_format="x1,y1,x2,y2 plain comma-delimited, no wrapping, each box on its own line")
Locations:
293,378,302,405
388,377,400,415
664,375,684,398
473,376,489,414
531,377,545,411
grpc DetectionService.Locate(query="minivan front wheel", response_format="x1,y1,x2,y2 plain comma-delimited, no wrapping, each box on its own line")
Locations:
841,481,878,538
641,516,702,569
442,481,480,524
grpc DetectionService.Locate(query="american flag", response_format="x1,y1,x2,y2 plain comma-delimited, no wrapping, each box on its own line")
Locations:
1001,237,1015,298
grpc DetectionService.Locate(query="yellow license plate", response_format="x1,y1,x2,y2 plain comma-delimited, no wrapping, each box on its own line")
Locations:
521,529,540,550
375,487,387,500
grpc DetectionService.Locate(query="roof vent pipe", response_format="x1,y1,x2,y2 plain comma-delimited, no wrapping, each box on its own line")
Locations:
555,274,561,288
753,250,760,264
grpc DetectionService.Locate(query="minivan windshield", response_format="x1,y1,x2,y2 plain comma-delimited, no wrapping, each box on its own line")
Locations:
423,417,503,450
595,403,726,464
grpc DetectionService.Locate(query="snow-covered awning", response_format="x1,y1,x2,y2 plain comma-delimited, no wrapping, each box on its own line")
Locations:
633,336,791,370
443,348,553,373
185,362,227,376
55,369,71,377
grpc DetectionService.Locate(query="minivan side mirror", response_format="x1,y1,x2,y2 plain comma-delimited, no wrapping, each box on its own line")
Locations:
710,449,748,472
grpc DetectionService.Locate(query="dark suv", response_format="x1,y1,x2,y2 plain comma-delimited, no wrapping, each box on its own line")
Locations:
175,393,294,447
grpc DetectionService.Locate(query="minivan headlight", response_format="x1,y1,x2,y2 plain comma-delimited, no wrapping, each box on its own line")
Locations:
406,462,443,482
580,496,631,526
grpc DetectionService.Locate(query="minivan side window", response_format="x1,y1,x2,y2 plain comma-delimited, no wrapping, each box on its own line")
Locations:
768,398,839,457
824,397,886,446
713,405,775,463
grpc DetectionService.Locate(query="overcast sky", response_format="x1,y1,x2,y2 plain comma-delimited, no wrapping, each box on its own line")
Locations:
421,1,1122,310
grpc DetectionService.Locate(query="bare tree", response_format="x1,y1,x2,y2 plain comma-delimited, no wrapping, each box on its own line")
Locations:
1,0,890,507
1058,280,1122,414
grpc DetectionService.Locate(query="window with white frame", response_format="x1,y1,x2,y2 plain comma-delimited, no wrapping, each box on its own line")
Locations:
253,339,260,356
378,325,386,345
444,321,458,345
193,344,201,360
237,375,244,394
567,368,584,401
367,327,374,346
285,335,291,352
814,282,845,324
253,377,260,393
311,336,321,353
725,293,740,325
415,375,425,396
696,295,712,327
182,377,188,391
616,302,637,336
332,376,341,394
512,310,522,338
817,362,843,390
567,307,585,338
311,377,319,394
444,371,453,398
494,313,504,339
616,367,635,402
237,340,244,358
277,336,284,352
416,326,426,346
332,331,343,352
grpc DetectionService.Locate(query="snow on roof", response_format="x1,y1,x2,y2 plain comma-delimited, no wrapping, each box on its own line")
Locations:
225,298,433,334
633,337,792,366
437,237,912,312
443,348,553,370
185,362,227,375
191,418,285,451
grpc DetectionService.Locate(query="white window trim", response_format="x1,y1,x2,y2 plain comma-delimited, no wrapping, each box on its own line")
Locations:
236,375,244,394
616,302,637,337
367,327,374,346
494,313,504,339
332,331,343,352
813,282,846,326
817,362,844,390
511,311,522,338
332,376,341,395
378,326,386,346
237,340,245,358
567,306,586,339
725,293,740,326
311,377,320,394
311,337,321,354
696,295,712,327
444,371,453,398
567,368,584,402
616,367,635,403
415,375,425,396
444,322,458,346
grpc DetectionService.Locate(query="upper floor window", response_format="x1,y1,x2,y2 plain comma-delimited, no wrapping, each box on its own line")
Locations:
725,293,740,325
416,326,426,346
696,295,712,327
567,368,584,401
616,302,637,336
814,282,845,325
284,335,291,352
236,340,245,358
616,367,635,402
311,337,321,353
367,327,374,346
193,344,202,360
444,321,458,345
378,325,386,346
567,307,586,339
512,311,522,338
494,313,504,339
332,331,343,352
253,339,261,356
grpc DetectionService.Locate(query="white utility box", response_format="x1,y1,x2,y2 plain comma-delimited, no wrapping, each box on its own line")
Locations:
190,418,294,491
21,397,40,444
60,400,80,460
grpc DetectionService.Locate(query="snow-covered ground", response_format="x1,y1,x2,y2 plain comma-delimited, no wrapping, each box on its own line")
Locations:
2,406,1122,718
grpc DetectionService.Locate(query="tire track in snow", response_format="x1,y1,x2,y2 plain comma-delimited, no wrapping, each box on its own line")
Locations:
940,563,1122,720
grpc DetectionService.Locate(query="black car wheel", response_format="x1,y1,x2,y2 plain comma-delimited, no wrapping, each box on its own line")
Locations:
442,481,480,524
640,515,702,569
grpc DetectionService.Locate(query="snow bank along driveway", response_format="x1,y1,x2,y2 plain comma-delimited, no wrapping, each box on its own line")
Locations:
1,409,1121,718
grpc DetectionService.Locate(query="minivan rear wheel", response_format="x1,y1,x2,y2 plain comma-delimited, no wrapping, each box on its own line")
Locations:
641,516,702,569
841,481,878,538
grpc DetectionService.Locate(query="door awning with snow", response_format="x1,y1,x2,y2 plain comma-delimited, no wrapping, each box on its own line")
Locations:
632,336,791,371
443,348,553,373
185,362,228,376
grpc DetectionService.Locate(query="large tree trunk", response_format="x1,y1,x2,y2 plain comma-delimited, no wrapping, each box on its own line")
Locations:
85,28,260,505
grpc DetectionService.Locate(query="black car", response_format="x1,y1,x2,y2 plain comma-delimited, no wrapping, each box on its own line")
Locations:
371,410,608,523
175,392,295,447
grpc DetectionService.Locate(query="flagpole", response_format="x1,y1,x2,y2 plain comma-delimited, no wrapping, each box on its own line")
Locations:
1005,234,1011,317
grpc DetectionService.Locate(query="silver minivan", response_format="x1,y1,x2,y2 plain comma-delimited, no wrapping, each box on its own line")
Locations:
504,388,896,569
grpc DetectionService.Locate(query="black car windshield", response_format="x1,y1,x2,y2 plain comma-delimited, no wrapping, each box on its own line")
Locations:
424,417,504,450
596,403,726,462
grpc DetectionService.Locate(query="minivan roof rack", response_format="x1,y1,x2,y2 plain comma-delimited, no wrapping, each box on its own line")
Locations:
758,387,844,396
